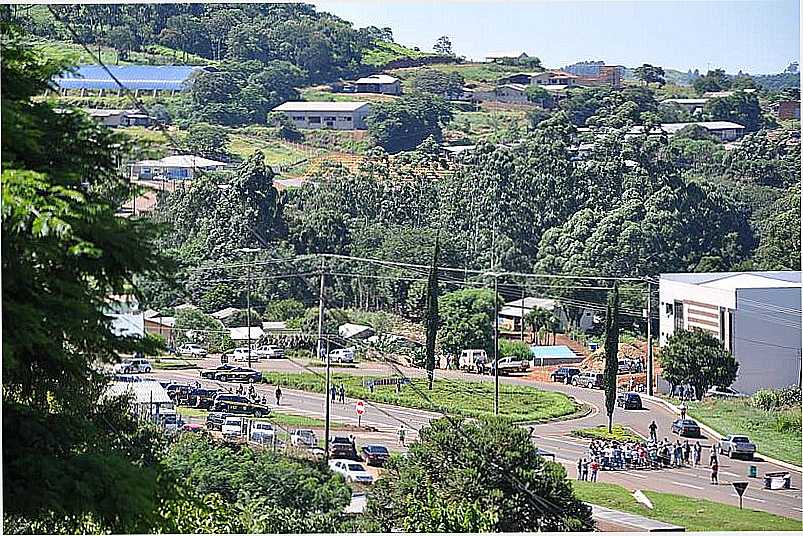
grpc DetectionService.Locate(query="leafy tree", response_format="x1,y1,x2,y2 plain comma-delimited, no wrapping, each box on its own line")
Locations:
183,122,231,161
527,108,552,128
722,129,801,187
366,417,594,531
173,308,227,351
366,92,453,153
673,124,718,142
499,339,532,360
265,298,306,321
693,68,731,94
633,63,665,87
753,185,801,270
433,35,453,55
267,111,303,142
731,74,757,90
525,84,551,106
424,236,440,389
524,306,557,345
603,283,619,433
200,282,238,312
297,306,349,338
2,25,173,531
559,87,610,126
412,68,465,98
438,288,497,357
704,92,766,131
660,328,739,400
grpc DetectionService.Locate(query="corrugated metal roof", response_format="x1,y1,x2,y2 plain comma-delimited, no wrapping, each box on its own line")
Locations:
662,271,801,289
105,380,172,404
53,65,205,91
356,74,399,84
230,326,265,340
273,101,371,112
134,155,227,168
529,345,577,358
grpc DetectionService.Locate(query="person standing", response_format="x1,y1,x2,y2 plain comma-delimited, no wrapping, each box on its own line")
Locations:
683,440,691,465
339,384,345,404
693,441,702,467
648,420,658,443
576,457,583,480
330,385,337,402
679,402,687,421
710,450,719,484
582,458,590,481
590,459,600,482
275,386,282,406
398,425,407,447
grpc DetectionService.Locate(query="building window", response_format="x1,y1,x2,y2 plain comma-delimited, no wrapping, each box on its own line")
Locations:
324,116,336,121
292,115,305,121
340,116,352,121
308,116,321,124
673,301,684,331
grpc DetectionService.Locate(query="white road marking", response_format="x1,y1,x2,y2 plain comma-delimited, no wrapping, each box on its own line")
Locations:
738,495,766,503
672,481,704,490
621,471,647,479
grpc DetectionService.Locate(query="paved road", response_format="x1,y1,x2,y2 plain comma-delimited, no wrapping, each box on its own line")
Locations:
149,357,802,521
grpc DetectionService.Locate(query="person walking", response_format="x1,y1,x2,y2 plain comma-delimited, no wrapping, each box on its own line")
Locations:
338,384,345,404
590,459,600,482
710,450,719,484
693,441,702,467
275,386,282,406
330,385,337,402
576,457,583,480
398,425,407,447
648,420,658,443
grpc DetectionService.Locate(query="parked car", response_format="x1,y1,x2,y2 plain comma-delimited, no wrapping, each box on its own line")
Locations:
491,356,530,375
255,345,285,359
550,367,581,384
113,358,152,374
186,387,220,409
706,386,747,398
201,365,262,383
328,459,374,484
459,349,488,373
361,444,390,466
572,371,604,389
205,411,229,431
157,409,182,432
250,421,276,445
329,348,355,363
221,415,245,440
177,344,207,358
231,347,256,362
720,435,757,460
671,418,701,437
329,435,359,460
211,394,271,417
180,423,207,434
616,392,643,410
290,429,317,449
200,364,238,380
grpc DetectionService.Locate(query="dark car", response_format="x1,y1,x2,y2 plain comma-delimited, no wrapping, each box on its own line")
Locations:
199,364,238,380
671,418,701,438
205,411,229,431
330,436,359,460
616,392,643,410
217,367,262,383
166,383,193,403
550,367,581,384
211,394,271,417
187,388,220,409
361,444,390,466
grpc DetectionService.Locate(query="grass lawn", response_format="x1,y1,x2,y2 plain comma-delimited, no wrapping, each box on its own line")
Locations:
448,109,528,140
571,424,644,442
670,397,802,466
177,406,337,429
389,62,524,87
361,41,435,68
228,133,313,167
151,356,198,370
262,372,579,423
572,480,801,532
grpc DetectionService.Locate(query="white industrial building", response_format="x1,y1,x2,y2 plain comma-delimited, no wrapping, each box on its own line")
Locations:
272,101,371,130
658,271,801,394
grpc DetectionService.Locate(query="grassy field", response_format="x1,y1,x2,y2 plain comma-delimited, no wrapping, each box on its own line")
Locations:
572,480,801,531
671,397,802,466
151,357,198,370
228,132,313,167
571,424,644,442
28,35,211,66
262,372,579,423
448,109,528,140
389,62,524,89
361,41,435,68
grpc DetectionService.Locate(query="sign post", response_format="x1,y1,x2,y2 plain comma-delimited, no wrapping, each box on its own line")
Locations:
732,481,748,510
355,400,365,428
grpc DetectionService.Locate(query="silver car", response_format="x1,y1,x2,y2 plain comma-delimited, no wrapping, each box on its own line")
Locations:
720,435,756,460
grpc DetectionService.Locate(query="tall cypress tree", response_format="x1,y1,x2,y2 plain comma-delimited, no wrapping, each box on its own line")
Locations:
604,282,620,433
424,235,440,389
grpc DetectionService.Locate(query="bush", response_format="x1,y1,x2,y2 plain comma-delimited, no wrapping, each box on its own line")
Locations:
499,339,532,360
775,411,802,435
751,385,801,411
570,424,643,443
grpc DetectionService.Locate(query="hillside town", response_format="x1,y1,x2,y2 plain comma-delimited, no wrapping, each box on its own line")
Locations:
1,2,801,534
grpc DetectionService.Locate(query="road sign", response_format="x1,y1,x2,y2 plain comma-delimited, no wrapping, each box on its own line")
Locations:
732,481,748,510
355,400,365,416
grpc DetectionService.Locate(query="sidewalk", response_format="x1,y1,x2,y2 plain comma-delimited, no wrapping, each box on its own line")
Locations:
590,503,685,532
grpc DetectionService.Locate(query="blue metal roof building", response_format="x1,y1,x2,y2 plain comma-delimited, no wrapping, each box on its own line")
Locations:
53,65,206,92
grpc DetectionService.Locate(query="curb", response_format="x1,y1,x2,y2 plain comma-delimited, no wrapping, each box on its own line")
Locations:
642,394,803,473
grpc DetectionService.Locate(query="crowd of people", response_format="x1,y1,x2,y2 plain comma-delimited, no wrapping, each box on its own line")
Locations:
577,436,709,481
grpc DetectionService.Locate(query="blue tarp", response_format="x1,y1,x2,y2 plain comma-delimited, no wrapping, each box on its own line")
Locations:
53,65,205,91
529,345,576,358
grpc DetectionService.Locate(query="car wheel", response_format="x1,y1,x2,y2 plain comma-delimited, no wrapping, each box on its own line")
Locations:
248,377,256,384
144,367,151,373
253,409,263,418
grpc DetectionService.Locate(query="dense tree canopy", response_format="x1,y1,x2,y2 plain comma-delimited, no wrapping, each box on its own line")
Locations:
366,92,453,153
660,328,740,400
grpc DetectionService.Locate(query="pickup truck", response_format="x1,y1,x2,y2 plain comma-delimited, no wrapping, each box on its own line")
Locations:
256,345,285,359
491,356,530,375
720,435,757,460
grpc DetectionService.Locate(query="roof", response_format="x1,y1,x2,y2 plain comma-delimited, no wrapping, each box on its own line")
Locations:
533,70,578,79
537,84,574,92
211,307,240,320
229,326,265,341
262,321,289,331
703,89,757,98
273,101,371,112
629,121,745,135
338,323,374,339
105,380,172,405
661,271,801,290
53,65,205,91
85,108,140,117
530,345,577,359
134,155,227,168
355,74,399,84
442,144,477,154
497,83,529,92
661,98,708,105
499,297,558,318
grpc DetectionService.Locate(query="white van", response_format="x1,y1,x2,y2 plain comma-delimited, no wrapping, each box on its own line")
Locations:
222,416,245,440
459,349,488,373
329,348,355,363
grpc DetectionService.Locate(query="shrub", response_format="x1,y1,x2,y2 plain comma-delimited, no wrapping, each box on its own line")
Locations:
775,412,802,435
499,339,532,361
751,385,801,411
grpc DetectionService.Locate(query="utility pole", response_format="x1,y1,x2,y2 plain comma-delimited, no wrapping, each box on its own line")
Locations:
520,284,525,342
494,274,500,416
247,262,252,369
646,280,654,396
318,263,329,459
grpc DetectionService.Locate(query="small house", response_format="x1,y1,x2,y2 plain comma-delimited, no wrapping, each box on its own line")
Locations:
660,98,708,114
628,121,746,142
129,155,227,181
86,108,153,127
354,74,401,95
229,326,265,344
272,101,371,130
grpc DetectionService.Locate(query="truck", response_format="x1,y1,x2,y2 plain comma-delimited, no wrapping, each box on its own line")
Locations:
719,435,757,460
459,349,488,373
492,356,530,375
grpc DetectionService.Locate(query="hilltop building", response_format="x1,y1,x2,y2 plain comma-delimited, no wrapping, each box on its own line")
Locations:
52,65,205,96
354,74,401,95
628,121,745,142
272,101,371,130
128,155,227,181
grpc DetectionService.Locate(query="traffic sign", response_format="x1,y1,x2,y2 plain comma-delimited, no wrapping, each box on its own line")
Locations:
355,400,365,416
732,481,748,510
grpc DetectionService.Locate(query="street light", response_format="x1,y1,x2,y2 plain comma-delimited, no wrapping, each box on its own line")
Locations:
235,248,261,369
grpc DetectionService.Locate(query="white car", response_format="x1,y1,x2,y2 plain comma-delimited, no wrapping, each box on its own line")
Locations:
231,347,255,362
255,345,285,359
221,416,244,440
250,422,276,445
113,358,151,374
177,344,207,358
328,459,374,484
290,429,317,449
329,348,355,363
706,386,747,398
720,435,757,459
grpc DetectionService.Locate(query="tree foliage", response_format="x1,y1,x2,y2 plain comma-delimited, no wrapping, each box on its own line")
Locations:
438,288,498,357
660,328,740,400
693,68,732,93
633,63,665,87
752,184,801,270
603,283,620,433
412,68,465,98
704,91,767,132
367,92,453,153
183,122,231,161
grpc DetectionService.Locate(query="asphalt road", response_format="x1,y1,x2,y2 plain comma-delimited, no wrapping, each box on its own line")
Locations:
149,356,802,521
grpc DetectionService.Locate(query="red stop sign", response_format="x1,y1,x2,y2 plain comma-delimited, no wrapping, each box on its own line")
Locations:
355,400,365,415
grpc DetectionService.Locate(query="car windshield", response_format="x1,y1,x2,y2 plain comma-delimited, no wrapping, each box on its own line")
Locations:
332,437,350,444
369,446,388,454
682,420,697,425
348,464,366,471
733,437,749,443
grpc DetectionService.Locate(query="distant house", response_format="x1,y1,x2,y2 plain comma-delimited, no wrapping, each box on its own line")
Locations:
272,101,371,130
104,380,172,419
128,155,227,181
564,64,624,89
628,121,746,142
498,297,594,334
529,70,579,87
486,52,531,64
661,98,708,114
702,88,757,98
211,307,240,321
229,326,265,343
777,100,801,120
354,74,401,95
143,309,176,346
85,108,153,127
494,83,530,104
